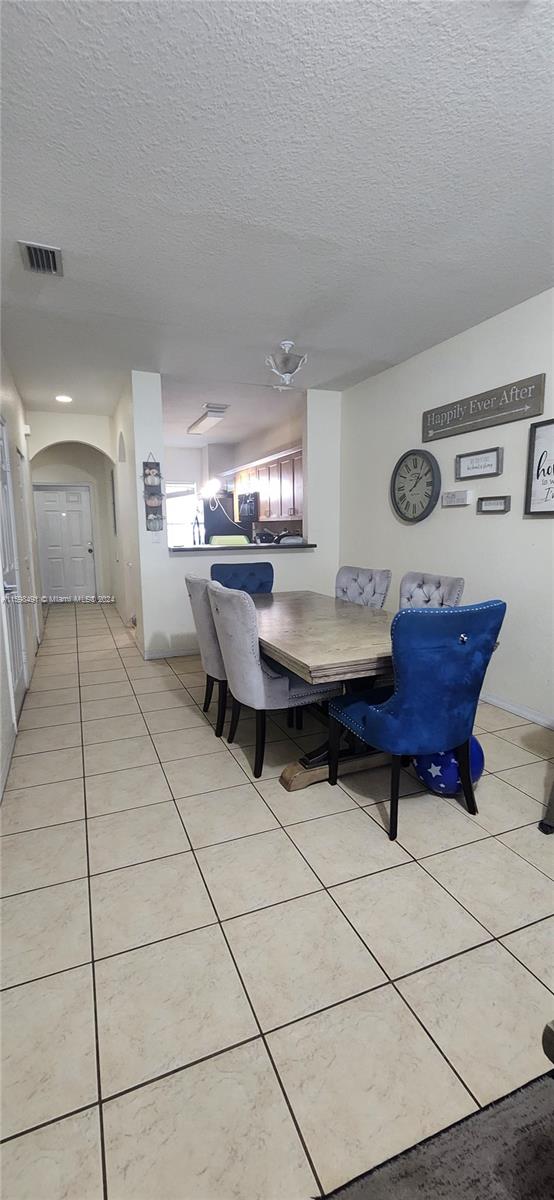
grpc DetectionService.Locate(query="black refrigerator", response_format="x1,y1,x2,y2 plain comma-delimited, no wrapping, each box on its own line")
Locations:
203,493,253,543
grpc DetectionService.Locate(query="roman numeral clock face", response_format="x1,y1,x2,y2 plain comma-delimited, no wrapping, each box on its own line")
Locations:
390,450,441,523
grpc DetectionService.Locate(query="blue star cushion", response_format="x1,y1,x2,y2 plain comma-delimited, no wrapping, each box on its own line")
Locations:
413,736,485,796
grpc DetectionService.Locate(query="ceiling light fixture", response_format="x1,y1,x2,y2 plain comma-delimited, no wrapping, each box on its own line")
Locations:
265,340,307,388
55,394,73,403
187,404,229,435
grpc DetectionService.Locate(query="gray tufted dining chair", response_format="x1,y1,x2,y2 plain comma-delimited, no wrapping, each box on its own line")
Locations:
335,566,392,609
185,575,228,736
208,582,342,777
399,572,465,609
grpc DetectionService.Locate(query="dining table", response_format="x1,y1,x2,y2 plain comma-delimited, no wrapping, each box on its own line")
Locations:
252,590,394,790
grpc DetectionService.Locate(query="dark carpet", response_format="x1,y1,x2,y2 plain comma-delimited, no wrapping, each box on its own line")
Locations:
325,1073,554,1200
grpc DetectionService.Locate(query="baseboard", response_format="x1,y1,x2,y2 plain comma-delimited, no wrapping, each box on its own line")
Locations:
146,635,200,661
1,728,16,797
480,692,554,730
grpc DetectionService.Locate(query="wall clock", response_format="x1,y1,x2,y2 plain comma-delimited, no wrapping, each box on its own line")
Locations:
390,449,441,523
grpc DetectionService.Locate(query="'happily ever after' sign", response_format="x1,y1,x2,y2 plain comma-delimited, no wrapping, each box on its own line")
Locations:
422,374,545,442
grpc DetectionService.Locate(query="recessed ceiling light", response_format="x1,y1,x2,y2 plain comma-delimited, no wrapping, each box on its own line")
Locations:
55,394,73,403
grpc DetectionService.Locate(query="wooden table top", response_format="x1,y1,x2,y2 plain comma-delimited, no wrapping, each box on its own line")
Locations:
253,590,393,684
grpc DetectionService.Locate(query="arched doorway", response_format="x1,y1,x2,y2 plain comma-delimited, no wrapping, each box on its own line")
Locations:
31,441,115,600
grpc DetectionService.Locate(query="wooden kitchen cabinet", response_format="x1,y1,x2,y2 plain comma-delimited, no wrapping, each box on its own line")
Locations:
292,453,303,517
268,462,281,518
280,457,294,518
232,451,303,522
278,453,303,518
256,465,270,518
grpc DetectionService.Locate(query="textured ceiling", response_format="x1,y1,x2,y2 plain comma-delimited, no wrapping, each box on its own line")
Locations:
162,380,305,449
1,0,552,415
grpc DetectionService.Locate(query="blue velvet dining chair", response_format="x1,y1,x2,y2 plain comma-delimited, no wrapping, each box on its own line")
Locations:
210,561,274,594
328,600,506,840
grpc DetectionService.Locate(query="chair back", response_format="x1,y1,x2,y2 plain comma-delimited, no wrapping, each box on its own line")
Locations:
389,601,506,754
210,561,274,594
185,575,226,681
399,571,464,608
336,566,391,609
208,582,279,708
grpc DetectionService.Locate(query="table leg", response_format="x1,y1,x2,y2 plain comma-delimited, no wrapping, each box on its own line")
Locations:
279,734,389,792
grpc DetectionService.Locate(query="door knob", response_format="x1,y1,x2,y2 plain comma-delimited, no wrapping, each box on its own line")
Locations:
87,547,94,554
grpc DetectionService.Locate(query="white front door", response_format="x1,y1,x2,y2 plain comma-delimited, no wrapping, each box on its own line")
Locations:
0,421,26,715
34,485,96,600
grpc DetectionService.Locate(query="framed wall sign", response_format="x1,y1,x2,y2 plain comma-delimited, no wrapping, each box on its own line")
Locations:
477,496,511,514
422,374,545,442
455,447,503,480
524,419,554,517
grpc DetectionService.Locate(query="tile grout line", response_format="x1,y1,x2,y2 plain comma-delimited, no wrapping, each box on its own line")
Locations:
99,1034,262,1108
76,604,111,1200
239,727,553,1060
158,685,554,970
402,843,554,996
135,687,326,1199
240,760,486,1109
5,630,552,1169
487,832,554,883
220,745,491,1120
0,1102,100,1148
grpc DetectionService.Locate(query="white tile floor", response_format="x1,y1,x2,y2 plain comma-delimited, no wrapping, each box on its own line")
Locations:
1,604,553,1198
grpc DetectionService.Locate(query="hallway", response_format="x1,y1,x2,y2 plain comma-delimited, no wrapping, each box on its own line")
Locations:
1,604,552,1198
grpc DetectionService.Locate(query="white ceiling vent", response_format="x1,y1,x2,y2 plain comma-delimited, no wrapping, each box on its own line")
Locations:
18,241,63,276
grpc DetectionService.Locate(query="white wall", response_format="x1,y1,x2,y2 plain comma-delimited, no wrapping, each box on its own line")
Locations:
151,547,325,656
340,290,554,722
28,411,113,460
304,390,342,594
219,409,305,474
31,442,115,596
0,358,41,785
110,384,142,630
164,446,203,488
130,371,169,655
131,373,341,656
205,443,239,481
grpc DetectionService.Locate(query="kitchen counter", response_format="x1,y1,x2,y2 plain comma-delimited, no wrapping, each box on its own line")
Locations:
169,543,317,553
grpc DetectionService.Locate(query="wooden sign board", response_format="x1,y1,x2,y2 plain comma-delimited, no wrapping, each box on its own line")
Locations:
422,375,545,442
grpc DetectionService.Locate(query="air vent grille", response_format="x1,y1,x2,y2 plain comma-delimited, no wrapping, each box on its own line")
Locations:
18,241,63,276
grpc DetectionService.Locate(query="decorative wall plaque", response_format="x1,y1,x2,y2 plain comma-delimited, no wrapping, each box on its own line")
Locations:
525,419,554,516
142,456,163,531
477,496,511,514
422,375,544,442
455,448,503,480
441,490,472,507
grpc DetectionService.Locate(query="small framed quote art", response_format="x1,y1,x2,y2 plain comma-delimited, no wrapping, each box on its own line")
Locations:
477,496,511,514
524,419,554,517
455,447,503,480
